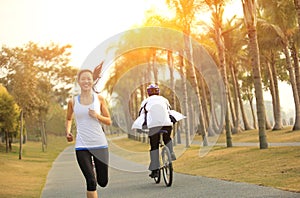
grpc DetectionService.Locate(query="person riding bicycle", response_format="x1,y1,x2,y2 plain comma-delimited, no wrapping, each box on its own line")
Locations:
133,84,177,178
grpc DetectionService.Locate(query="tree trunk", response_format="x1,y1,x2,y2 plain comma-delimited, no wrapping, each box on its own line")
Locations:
5,130,9,153
214,15,232,147
242,0,268,149
228,87,236,131
179,54,191,147
290,42,300,102
267,56,283,130
211,100,222,134
200,77,215,136
184,34,208,146
248,96,257,129
8,137,12,152
237,80,252,130
41,119,47,152
167,50,177,145
199,76,212,136
283,46,300,130
230,63,241,133
19,110,23,160
265,113,272,130
152,49,158,84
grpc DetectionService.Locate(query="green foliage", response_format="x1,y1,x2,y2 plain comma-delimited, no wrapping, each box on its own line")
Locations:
0,85,20,135
0,42,78,138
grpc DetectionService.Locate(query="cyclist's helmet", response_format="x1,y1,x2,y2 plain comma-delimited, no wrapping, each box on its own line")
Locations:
147,84,160,96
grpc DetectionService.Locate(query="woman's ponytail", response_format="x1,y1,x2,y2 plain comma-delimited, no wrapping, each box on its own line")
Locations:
92,61,104,93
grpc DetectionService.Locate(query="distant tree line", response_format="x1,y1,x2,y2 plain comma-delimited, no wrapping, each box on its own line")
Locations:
0,42,78,155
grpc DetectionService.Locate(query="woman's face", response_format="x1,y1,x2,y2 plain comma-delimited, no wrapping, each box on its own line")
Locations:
78,71,93,91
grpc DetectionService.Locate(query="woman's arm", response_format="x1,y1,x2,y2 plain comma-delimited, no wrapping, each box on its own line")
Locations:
65,99,74,142
97,95,112,125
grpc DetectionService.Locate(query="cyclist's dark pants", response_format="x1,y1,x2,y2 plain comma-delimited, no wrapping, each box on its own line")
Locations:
75,148,109,191
149,126,172,151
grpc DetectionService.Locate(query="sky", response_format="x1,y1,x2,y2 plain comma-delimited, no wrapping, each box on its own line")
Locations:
0,0,295,115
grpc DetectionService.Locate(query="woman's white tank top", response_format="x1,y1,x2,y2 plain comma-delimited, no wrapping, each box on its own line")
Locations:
73,92,108,150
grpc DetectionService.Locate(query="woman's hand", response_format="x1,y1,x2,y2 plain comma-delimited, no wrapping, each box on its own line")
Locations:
66,132,73,142
88,108,99,119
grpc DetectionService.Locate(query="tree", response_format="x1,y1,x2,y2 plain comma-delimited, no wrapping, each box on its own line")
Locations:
0,42,77,152
258,0,300,130
0,85,19,152
203,0,233,146
242,0,268,149
166,0,209,147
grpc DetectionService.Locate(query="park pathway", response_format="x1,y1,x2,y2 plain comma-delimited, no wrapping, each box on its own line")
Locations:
41,145,300,198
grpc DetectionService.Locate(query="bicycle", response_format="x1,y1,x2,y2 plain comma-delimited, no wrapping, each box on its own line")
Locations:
152,129,173,187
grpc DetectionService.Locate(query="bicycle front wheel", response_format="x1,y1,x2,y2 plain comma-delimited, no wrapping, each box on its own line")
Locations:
161,146,173,187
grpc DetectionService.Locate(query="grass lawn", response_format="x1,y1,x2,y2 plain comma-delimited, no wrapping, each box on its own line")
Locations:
0,135,71,198
173,145,300,192
111,126,300,193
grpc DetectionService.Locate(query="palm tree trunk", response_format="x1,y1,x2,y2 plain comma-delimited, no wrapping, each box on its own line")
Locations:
199,77,212,136
290,42,300,102
179,54,191,147
227,89,235,126
242,0,268,149
265,113,272,130
184,34,208,146
248,95,257,129
214,15,232,146
200,77,215,136
152,49,158,84
236,75,252,130
283,46,300,130
267,57,283,130
211,100,222,133
230,63,241,133
167,50,178,145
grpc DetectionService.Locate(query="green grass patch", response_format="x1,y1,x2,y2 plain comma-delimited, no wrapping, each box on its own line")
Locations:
112,127,300,193
195,126,300,144
0,135,71,198
173,146,300,192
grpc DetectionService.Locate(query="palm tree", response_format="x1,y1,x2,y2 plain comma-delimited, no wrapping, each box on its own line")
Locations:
166,0,209,146
241,73,257,129
242,0,268,149
256,22,284,130
204,0,233,147
258,0,300,130
223,16,253,131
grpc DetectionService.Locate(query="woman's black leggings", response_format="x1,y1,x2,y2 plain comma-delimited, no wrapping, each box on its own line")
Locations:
75,148,109,191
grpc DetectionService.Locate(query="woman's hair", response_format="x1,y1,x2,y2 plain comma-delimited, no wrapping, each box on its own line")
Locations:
77,69,93,81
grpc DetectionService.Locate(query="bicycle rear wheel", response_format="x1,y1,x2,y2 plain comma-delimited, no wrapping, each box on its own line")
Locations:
161,146,173,187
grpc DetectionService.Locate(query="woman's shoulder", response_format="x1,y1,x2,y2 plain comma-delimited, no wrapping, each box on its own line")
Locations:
95,94,105,102
67,95,77,109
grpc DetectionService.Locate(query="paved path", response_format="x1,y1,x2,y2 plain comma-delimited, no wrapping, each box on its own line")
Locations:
41,145,300,198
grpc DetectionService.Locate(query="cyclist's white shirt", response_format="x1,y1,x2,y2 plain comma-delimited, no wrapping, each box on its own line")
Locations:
134,95,173,129
73,93,108,150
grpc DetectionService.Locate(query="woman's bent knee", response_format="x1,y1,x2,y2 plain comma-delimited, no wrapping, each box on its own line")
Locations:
98,178,108,187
